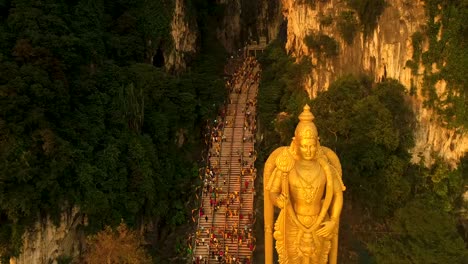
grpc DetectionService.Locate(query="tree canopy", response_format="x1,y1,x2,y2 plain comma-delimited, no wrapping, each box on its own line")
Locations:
0,0,227,259
311,77,415,216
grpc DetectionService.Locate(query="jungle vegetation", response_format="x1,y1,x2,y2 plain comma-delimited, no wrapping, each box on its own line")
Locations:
0,0,466,263
0,0,226,261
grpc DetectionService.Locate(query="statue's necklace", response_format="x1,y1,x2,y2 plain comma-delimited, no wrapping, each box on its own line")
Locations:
295,166,321,204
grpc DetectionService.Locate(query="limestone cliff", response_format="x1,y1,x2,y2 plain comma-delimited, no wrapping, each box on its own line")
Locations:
216,0,242,53
256,0,285,45
9,208,84,264
165,0,198,72
216,0,283,53
280,0,467,166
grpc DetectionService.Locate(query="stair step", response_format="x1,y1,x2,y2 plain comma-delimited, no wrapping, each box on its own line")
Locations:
193,63,260,263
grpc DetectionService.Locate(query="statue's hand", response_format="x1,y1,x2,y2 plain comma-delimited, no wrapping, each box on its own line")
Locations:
275,194,288,209
315,220,336,239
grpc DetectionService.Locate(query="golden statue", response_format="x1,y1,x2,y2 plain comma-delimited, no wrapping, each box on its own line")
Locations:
264,105,346,264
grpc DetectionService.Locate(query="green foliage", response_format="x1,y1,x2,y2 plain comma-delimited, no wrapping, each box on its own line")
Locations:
311,77,415,216
56,255,73,264
413,0,468,129
137,0,174,46
346,0,386,37
0,223,24,258
405,59,418,75
257,41,311,159
337,11,358,44
412,156,465,212
368,199,467,264
411,31,424,61
405,32,424,75
0,0,226,259
303,33,339,58
367,154,467,262
318,13,333,27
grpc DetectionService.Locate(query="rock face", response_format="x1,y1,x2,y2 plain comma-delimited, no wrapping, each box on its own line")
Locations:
256,0,284,44
216,0,242,53
280,0,467,166
9,208,84,264
168,0,284,70
216,0,284,53
165,0,198,72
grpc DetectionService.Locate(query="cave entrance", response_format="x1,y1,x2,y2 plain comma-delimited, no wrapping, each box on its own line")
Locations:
153,48,165,67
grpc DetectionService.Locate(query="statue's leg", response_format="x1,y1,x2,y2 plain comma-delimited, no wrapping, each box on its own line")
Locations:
320,239,332,264
274,211,286,264
285,213,301,263
274,211,302,263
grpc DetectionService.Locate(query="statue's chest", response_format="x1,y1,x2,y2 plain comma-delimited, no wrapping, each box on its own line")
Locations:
289,166,326,203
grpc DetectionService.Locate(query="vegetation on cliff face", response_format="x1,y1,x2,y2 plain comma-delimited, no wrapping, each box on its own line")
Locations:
346,0,386,37
0,0,226,260
257,41,467,263
369,158,467,263
312,77,416,216
304,0,385,40
369,199,466,264
84,222,152,264
304,33,339,58
256,40,311,155
408,0,468,129
337,11,359,45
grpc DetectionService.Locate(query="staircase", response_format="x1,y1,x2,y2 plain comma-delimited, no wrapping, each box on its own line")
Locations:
192,58,259,264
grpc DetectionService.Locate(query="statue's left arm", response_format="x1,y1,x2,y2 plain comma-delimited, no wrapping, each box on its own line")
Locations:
329,174,344,224
328,170,344,264
320,146,345,223
316,168,344,238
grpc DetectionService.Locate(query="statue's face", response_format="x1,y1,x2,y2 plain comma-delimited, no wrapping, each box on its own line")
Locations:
297,137,318,161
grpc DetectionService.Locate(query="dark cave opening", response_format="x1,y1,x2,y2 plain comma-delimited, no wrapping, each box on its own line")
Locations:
153,48,165,67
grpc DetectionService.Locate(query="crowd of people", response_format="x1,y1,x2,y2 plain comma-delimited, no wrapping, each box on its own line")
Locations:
188,55,261,264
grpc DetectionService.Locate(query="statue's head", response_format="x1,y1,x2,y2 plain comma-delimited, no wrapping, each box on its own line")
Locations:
293,104,319,161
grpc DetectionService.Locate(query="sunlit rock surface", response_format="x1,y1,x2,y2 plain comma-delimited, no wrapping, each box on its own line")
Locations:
166,0,198,72
10,208,84,264
280,0,466,166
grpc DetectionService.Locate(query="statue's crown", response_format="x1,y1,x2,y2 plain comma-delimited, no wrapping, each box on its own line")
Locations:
298,104,314,122
295,104,318,139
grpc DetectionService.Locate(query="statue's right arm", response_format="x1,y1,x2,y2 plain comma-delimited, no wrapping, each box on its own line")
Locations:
268,169,286,209
268,167,308,231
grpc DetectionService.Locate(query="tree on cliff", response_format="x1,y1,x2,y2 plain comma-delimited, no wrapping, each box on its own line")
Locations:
84,223,151,264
